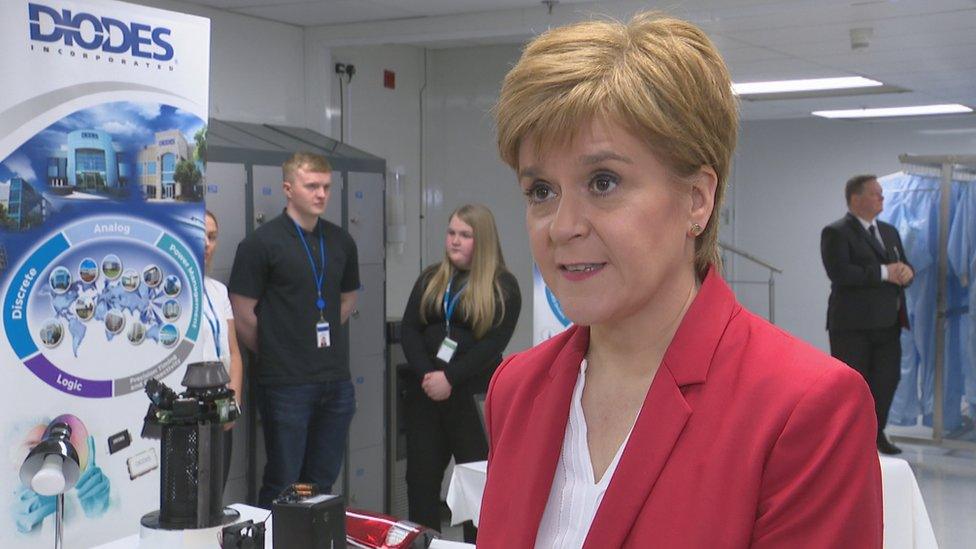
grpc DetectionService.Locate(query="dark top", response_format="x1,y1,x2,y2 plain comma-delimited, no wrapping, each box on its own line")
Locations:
821,213,910,331
401,265,521,394
228,212,360,385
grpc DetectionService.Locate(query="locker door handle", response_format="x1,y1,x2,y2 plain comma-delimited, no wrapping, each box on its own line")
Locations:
352,309,360,319
350,216,360,224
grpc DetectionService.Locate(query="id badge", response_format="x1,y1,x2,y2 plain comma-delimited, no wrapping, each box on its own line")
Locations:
316,321,331,348
436,337,458,363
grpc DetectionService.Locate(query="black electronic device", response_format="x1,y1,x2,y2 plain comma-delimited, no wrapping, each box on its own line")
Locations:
107,429,131,454
140,361,241,531
220,519,266,549
272,487,345,549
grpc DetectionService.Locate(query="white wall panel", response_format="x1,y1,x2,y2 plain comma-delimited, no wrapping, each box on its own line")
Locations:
731,116,976,351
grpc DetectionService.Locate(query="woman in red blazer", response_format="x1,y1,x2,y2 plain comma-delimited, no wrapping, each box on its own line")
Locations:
480,12,883,548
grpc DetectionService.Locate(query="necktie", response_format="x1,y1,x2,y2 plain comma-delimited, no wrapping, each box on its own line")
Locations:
869,224,885,248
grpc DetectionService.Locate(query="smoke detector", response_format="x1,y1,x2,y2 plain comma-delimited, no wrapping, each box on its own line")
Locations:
850,27,874,50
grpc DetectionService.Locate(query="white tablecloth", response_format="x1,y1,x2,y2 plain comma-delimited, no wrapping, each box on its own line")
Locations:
93,503,473,548
92,503,273,548
879,455,938,549
447,457,938,548
445,460,488,528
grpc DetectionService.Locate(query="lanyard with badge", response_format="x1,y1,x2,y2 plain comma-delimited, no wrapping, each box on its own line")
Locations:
203,285,222,359
293,219,331,348
436,274,466,363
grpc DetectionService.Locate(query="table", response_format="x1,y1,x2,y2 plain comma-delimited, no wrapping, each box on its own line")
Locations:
95,503,473,548
93,504,273,549
445,461,487,528
879,455,938,549
447,457,938,548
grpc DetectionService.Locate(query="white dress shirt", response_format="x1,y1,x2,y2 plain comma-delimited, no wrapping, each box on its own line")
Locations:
534,359,640,549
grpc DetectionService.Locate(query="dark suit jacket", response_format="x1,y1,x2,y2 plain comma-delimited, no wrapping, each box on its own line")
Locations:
821,213,911,331
477,269,883,548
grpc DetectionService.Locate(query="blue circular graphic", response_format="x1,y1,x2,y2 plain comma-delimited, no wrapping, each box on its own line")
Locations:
2,216,203,398
544,286,572,328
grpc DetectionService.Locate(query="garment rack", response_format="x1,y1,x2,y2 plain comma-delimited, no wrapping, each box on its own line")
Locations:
894,154,976,450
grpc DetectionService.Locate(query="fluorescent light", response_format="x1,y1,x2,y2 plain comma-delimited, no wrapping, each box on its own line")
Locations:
732,77,883,96
812,104,973,119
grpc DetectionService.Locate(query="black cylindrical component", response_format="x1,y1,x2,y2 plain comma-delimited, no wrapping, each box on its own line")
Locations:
157,422,225,528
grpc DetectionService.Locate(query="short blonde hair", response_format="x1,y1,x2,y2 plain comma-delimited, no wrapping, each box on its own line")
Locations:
283,151,332,182
495,12,738,274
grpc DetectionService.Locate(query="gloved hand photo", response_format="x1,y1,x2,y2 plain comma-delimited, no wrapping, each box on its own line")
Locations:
76,435,110,518
12,486,56,533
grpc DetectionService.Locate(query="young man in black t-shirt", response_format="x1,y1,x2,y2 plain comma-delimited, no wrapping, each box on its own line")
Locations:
228,152,360,508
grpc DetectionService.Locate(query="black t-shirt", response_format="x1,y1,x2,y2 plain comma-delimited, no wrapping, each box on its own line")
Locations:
400,265,521,395
228,212,360,385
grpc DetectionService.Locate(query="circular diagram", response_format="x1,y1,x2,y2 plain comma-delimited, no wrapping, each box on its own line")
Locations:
2,216,203,398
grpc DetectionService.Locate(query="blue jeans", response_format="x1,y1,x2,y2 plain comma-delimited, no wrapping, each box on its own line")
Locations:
256,380,356,508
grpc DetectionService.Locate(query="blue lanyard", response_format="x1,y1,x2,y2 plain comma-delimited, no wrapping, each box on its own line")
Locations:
203,285,222,358
293,219,327,318
443,274,467,334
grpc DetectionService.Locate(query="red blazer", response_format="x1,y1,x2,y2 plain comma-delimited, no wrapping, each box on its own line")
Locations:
478,269,883,548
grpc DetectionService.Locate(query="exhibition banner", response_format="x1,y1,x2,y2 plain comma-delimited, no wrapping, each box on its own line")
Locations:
0,0,210,545
533,264,571,345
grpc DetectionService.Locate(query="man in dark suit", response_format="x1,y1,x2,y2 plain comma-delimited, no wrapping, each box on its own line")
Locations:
821,174,914,455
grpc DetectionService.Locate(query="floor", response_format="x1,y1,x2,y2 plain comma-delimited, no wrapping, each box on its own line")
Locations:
897,440,976,549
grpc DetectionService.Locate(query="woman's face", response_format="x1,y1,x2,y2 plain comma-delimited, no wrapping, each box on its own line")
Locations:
204,215,218,267
445,215,475,270
517,118,709,327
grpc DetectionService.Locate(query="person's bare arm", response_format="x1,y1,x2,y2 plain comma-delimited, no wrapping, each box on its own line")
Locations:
225,319,244,405
340,290,358,324
229,294,259,352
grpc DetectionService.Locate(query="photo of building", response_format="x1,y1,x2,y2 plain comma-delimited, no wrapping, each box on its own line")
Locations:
137,130,200,200
66,130,128,192
39,320,63,348
0,178,46,230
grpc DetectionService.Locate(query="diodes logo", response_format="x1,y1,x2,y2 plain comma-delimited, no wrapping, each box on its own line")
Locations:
28,2,174,61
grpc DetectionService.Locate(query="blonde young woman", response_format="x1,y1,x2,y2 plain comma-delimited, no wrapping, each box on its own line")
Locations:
478,13,883,548
400,204,521,542
203,210,243,486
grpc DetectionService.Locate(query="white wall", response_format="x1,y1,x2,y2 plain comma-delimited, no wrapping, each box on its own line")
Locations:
416,43,976,357
129,0,306,125
730,116,976,351
326,45,427,319
313,42,535,358
129,2,976,358
424,45,534,354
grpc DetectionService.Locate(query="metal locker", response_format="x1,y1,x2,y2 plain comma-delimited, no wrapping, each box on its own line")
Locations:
348,362,385,451
350,264,385,355
251,164,286,228
203,162,247,285
346,172,385,265
206,119,387,510
348,444,384,511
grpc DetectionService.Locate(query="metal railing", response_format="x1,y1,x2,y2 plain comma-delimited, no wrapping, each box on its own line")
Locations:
719,241,783,323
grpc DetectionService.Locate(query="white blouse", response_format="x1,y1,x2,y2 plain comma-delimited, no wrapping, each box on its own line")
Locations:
534,359,640,549
197,276,234,373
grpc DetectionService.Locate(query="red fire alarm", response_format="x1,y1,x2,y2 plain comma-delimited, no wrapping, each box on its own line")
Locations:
383,70,396,89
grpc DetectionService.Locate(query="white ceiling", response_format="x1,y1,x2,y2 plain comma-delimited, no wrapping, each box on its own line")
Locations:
179,0,976,120
183,0,594,25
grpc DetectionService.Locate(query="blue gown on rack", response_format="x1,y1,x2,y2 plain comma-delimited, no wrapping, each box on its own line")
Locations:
948,181,975,420
879,172,972,433
879,173,939,426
